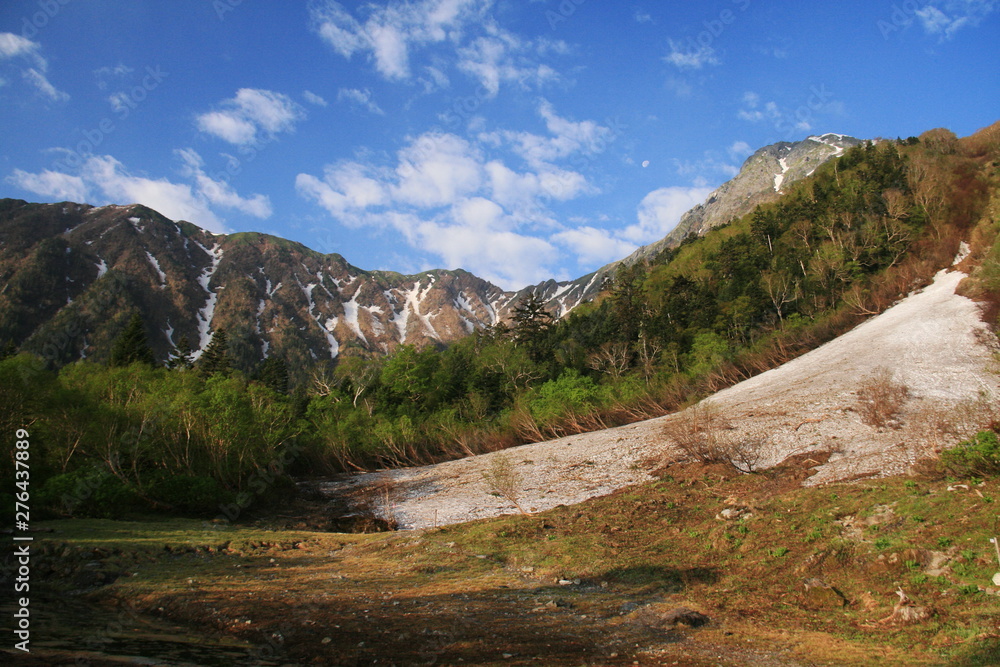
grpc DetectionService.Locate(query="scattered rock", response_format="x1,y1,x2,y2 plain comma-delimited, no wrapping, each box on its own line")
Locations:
660,607,711,628
879,588,933,625
629,605,710,630
716,507,751,521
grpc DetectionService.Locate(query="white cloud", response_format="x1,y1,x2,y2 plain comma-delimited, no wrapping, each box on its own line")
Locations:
916,1,998,39
196,88,305,146
552,226,638,265
393,133,484,207
296,161,389,220
8,152,275,233
310,0,486,81
456,29,561,97
303,90,329,106
624,186,713,244
728,141,753,161
76,155,227,231
411,216,560,289
502,99,615,170
6,168,88,201
22,67,69,102
94,63,133,91
310,0,563,96
0,32,69,102
337,87,385,115
0,33,39,59
297,103,619,287
176,149,272,219
737,92,784,124
664,39,720,70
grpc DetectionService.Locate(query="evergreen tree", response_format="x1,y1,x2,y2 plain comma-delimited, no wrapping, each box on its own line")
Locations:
255,356,289,395
511,292,554,363
108,313,156,367
198,328,231,378
166,335,195,370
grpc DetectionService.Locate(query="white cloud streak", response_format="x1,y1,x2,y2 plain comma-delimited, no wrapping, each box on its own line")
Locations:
310,0,565,96
310,0,486,81
196,88,305,146
0,32,69,102
7,151,274,233
664,39,720,70
337,87,385,115
916,1,998,39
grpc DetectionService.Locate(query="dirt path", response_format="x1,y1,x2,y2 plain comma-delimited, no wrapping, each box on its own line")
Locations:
315,267,999,530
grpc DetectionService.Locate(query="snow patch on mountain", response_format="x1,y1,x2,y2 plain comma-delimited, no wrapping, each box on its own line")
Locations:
193,244,224,357
145,251,167,287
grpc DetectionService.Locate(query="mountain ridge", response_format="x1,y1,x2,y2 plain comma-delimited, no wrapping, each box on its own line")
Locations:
0,133,862,372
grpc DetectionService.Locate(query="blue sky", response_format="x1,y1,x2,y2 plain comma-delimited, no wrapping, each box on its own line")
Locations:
1,0,997,289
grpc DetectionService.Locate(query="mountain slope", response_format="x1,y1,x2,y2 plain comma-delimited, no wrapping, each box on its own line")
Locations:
534,134,862,304
0,200,515,371
0,134,860,370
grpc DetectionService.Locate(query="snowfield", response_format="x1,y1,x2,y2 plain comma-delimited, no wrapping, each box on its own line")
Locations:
315,266,999,530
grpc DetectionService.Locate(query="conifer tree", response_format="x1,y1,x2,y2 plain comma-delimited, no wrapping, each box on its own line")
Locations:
166,335,195,370
255,356,289,394
511,292,553,362
108,313,156,367
198,328,231,378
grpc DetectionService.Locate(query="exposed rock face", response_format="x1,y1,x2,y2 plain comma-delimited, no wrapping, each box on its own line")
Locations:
527,134,862,305
617,134,862,268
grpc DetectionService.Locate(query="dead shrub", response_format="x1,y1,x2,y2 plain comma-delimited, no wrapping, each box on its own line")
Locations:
662,403,767,474
482,454,528,514
856,367,910,428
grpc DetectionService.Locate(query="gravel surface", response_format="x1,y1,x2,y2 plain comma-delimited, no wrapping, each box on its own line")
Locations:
315,267,999,530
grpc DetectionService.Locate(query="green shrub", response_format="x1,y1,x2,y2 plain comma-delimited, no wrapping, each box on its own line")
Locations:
144,472,234,515
939,430,1000,477
529,369,599,425
37,467,142,518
